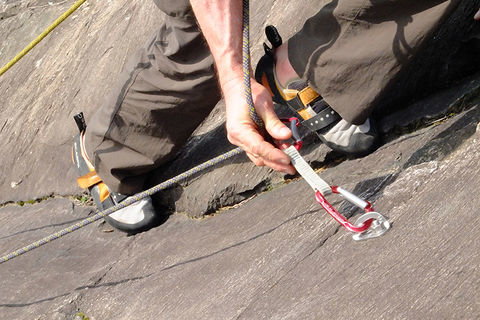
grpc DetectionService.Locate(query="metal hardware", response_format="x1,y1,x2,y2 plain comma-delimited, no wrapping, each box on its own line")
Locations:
280,118,391,241
315,191,373,233
352,212,391,241
315,187,391,240
281,117,303,150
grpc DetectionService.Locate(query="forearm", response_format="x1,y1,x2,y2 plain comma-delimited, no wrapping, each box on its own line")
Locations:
191,0,294,174
190,0,244,91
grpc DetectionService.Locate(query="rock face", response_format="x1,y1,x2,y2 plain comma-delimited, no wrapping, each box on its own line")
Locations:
1,104,480,319
0,0,480,319
2,0,478,214
0,0,164,203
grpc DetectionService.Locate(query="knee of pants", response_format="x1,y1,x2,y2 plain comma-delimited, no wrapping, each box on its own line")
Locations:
152,0,194,19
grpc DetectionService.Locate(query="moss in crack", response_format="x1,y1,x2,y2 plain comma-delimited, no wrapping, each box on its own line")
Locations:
74,312,90,320
0,193,94,208
15,195,51,206
71,193,94,206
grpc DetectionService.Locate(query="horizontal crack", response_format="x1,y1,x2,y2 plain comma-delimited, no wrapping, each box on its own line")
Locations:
0,193,93,209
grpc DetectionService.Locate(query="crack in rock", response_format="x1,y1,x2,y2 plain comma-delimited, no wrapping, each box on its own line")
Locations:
235,226,341,320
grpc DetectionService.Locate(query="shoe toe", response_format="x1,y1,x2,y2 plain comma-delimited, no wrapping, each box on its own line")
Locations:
104,197,159,234
318,119,379,157
346,131,379,156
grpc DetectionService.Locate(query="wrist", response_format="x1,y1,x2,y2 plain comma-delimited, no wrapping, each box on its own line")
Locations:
218,64,244,91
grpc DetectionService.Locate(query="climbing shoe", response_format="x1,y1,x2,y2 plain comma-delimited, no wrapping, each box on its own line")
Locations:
255,25,378,156
72,113,158,234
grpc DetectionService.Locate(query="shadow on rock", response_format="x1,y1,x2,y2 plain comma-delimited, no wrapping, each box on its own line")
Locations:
0,274,152,308
159,209,318,273
404,105,480,169
0,216,90,241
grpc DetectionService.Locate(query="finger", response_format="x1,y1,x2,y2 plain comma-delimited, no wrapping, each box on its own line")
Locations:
246,152,265,167
228,120,287,161
249,150,295,174
250,140,290,165
256,142,296,174
264,112,292,141
253,96,292,141
262,157,296,175
475,9,480,20
232,129,296,173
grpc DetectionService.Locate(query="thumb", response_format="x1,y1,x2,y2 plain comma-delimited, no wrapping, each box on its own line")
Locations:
264,112,292,141
250,79,292,141
475,9,480,20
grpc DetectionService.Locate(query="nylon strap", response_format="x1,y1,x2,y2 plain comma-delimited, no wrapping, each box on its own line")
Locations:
77,171,102,189
303,105,341,132
283,146,331,195
298,87,320,106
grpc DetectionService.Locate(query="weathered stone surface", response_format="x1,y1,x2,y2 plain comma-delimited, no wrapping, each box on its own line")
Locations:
236,136,480,319
1,104,479,319
0,0,164,203
380,74,480,134
1,1,480,319
2,0,478,211
0,198,133,319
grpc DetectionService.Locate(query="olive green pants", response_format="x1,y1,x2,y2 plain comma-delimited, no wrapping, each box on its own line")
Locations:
85,0,459,194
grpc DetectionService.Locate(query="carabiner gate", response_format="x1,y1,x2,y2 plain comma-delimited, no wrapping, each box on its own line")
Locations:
315,186,390,241
281,117,303,150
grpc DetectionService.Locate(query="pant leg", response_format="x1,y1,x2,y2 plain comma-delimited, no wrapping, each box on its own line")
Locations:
288,0,461,124
85,1,221,195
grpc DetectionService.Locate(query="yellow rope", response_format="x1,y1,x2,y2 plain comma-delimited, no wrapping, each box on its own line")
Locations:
0,0,87,77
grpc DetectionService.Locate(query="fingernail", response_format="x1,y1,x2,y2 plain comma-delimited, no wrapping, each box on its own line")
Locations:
280,126,290,135
280,158,290,165
285,167,296,175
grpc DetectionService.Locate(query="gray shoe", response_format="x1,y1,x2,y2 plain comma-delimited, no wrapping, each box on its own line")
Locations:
317,118,378,157
72,113,159,234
